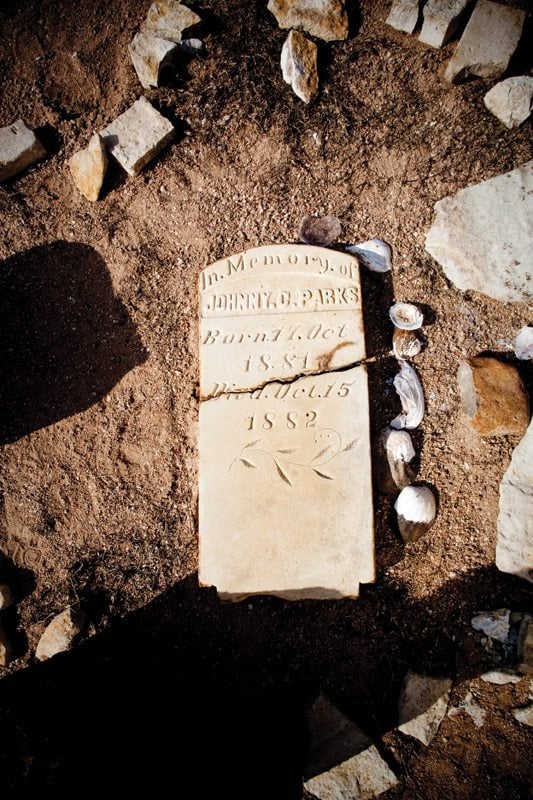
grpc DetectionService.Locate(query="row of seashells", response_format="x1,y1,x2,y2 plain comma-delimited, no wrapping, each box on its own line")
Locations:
380,303,437,543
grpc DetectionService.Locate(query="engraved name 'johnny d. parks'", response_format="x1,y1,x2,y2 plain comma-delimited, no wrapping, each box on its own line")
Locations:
198,245,375,602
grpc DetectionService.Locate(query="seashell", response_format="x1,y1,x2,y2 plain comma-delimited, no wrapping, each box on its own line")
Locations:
377,427,417,493
394,485,436,543
389,302,423,330
514,326,533,360
299,215,342,246
390,361,425,430
393,328,422,359
346,238,392,273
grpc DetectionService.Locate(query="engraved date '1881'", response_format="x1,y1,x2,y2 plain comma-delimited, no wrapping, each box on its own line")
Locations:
229,429,359,487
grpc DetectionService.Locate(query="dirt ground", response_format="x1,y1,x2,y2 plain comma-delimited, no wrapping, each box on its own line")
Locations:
0,0,532,795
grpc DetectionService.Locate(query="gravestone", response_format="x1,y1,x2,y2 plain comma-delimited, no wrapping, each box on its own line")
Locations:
198,244,374,600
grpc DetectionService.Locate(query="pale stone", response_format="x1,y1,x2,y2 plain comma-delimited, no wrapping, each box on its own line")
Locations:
304,695,398,799
281,30,319,104
484,77,533,130
445,0,525,84
0,623,12,667
69,133,108,202
513,704,533,727
0,583,14,611
385,0,421,34
419,0,472,48
398,671,452,745
448,691,486,728
100,96,175,177
129,31,179,89
425,161,533,302
198,245,374,601
141,1,201,43
471,609,510,642
35,607,85,661
496,421,533,584
0,119,46,182
480,670,521,685
268,0,349,42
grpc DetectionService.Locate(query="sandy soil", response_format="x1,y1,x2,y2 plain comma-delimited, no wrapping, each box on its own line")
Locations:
0,0,532,795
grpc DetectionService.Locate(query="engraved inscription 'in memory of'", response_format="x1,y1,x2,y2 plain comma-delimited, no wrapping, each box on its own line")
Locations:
198,244,375,601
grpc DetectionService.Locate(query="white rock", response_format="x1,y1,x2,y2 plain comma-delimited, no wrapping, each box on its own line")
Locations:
419,0,471,48
129,32,179,89
281,30,319,105
471,609,510,643
398,672,452,745
69,133,108,202
425,161,533,303
480,670,521,685
0,119,46,182
100,96,175,177
141,1,201,43
304,695,398,799
346,239,392,273
445,0,525,84
496,419,533,583
0,583,14,611
35,607,85,661
514,326,533,361
484,77,533,129
448,691,486,728
513,704,533,727
385,0,421,34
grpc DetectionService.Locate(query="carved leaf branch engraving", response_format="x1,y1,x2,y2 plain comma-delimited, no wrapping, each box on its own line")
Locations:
230,429,360,487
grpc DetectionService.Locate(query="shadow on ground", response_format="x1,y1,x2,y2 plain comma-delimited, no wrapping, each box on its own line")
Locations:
0,565,531,797
0,241,147,445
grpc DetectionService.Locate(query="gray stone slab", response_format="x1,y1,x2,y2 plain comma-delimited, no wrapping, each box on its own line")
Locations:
385,0,421,34
100,96,175,176
398,671,452,745
424,161,533,302
496,418,533,583
445,0,525,83
198,245,374,601
419,0,472,48
484,76,533,129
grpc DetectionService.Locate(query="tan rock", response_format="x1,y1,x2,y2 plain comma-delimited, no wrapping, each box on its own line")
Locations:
141,1,201,43
129,31,179,89
458,357,529,437
0,119,46,182
198,245,374,601
268,0,349,42
35,607,85,661
281,30,319,104
445,0,525,84
69,133,108,202
100,96,175,177
513,704,533,727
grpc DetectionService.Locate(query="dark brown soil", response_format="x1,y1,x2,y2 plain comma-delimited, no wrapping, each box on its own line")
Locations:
0,0,532,796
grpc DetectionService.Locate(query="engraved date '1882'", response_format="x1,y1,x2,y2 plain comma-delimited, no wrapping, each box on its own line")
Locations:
229,429,360,487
